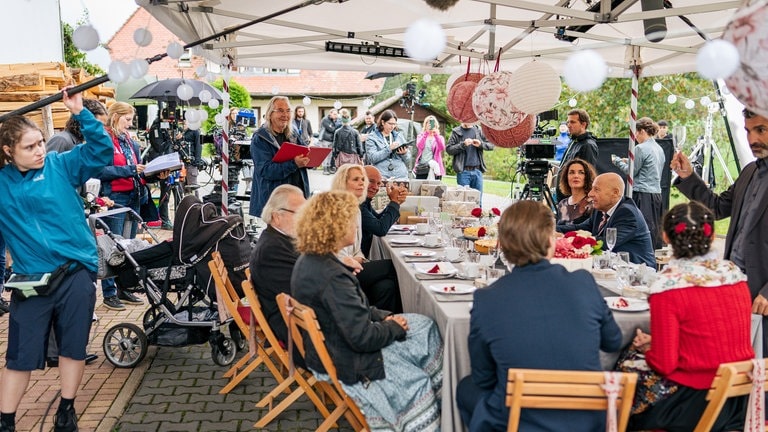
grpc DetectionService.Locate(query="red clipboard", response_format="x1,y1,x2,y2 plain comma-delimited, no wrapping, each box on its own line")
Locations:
272,142,332,168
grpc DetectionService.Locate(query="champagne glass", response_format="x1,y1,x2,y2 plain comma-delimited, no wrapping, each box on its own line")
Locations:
605,227,617,263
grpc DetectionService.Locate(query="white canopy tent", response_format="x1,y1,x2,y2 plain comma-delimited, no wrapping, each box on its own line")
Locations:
136,0,741,77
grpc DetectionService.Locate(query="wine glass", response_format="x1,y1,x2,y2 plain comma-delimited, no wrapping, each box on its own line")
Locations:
605,227,617,263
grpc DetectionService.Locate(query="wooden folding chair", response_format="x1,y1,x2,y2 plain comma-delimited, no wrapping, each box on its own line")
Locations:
276,293,369,432
694,358,768,432
240,279,334,429
208,252,284,394
505,368,638,432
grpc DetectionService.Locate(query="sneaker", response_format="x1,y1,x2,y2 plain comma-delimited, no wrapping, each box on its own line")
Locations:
53,406,78,432
102,296,125,311
0,297,9,313
0,420,15,432
118,290,144,305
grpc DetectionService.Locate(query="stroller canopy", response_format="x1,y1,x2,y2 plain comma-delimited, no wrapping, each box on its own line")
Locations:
174,195,243,265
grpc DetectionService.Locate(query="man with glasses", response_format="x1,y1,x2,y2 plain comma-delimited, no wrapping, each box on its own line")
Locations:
446,121,494,200
361,166,407,258
249,185,306,346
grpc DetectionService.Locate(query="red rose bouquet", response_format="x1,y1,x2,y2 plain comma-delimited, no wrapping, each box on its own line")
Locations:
471,207,501,218
554,230,603,259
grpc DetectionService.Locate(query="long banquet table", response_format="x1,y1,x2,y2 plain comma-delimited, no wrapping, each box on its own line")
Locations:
371,234,763,432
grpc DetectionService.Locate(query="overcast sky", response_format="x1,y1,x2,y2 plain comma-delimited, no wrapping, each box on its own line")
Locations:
59,0,139,68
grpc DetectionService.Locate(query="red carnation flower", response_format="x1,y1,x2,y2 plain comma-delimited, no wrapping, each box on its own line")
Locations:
471,208,482,218
491,207,501,216
477,227,487,237
564,231,577,238
571,236,588,249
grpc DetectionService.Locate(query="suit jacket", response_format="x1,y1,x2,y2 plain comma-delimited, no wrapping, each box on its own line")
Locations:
558,197,655,267
360,198,400,258
675,162,768,299
467,260,623,431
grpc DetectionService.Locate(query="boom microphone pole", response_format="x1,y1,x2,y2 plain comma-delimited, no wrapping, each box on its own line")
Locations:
0,0,323,123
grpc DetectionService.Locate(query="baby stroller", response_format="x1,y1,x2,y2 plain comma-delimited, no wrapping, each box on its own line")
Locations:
90,202,248,369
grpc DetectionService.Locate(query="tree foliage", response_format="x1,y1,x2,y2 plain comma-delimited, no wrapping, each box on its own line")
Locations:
61,22,104,76
202,78,252,132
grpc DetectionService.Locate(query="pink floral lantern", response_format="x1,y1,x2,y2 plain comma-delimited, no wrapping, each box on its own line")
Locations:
472,71,527,130
480,114,534,148
723,1,768,118
447,80,479,123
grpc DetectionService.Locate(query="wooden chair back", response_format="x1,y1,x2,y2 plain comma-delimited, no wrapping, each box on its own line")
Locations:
694,358,768,432
276,293,368,431
505,368,638,432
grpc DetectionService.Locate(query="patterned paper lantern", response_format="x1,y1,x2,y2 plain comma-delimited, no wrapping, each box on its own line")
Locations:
480,114,534,148
472,71,527,130
508,61,561,115
447,72,484,92
447,81,478,123
723,1,768,117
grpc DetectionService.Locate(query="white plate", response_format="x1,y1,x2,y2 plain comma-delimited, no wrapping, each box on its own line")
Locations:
428,283,476,295
389,225,415,233
389,237,421,245
413,262,458,275
401,250,437,257
591,269,617,280
605,296,649,312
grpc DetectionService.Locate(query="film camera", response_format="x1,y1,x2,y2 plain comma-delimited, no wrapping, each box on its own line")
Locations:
147,105,206,170
516,109,559,211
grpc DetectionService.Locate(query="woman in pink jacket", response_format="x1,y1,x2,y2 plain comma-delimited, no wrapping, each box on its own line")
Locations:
413,116,445,180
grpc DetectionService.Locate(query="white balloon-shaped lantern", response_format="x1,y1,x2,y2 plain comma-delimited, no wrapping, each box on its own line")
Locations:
167,42,184,59
176,83,194,101
128,59,148,79
667,94,677,104
133,28,153,47
271,86,280,95
198,90,212,103
652,82,663,92
568,98,578,107
333,100,342,110
700,96,712,106
197,109,209,121
508,61,561,115
423,74,432,83
696,39,739,80
187,121,202,131
363,97,372,108
208,99,220,109
184,109,199,122
723,1,768,117
214,113,225,126
472,71,527,130
107,61,129,84
221,93,231,103
73,25,100,51
404,18,446,62
685,99,696,109
395,88,404,98
563,50,607,92
302,96,312,106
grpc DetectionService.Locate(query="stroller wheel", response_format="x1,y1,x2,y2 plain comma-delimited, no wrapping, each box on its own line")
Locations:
103,323,148,368
229,322,247,352
143,307,161,330
211,336,237,367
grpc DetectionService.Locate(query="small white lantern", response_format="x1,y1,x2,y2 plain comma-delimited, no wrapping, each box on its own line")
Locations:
73,25,100,51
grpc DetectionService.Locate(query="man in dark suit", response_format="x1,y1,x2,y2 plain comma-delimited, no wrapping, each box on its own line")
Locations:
558,172,655,267
360,165,407,258
249,184,305,344
672,108,768,352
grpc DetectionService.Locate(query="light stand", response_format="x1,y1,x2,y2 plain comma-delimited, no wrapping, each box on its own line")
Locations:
672,106,734,189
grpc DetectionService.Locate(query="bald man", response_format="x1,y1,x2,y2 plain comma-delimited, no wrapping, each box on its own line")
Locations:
558,173,655,267
361,165,407,258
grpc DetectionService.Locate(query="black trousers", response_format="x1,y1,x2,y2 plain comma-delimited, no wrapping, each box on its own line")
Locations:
633,191,663,250
356,259,402,314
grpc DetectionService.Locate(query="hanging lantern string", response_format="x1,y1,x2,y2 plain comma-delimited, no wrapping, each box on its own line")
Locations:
0,0,321,123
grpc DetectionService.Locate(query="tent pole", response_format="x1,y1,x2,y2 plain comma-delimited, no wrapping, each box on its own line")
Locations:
626,59,639,198
0,0,318,123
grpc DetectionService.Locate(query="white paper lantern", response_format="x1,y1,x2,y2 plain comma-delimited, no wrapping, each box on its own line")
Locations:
685,99,696,109
107,61,129,84
73,25,100,51
508,61,561,115
187,121,202,131
208,99,220,109
696,39,739,80
395,88,404,98
198,90,212,103
471,71,527,130
333,100,343,110
271,86,279,95
568,98,578,107
214,113,225,126
708,102,720,114
133,28,152,47
723,1,768,117
197,109,209,121
363,97,372,108
652,82,663,92
302,96,312,106
667,94,677,104
563,50,607,92
423,74,432,83
167,42,184,59
404,18,446,62
700,96,712,106
176,83,194,101
185,109,199,122
128,59,148,79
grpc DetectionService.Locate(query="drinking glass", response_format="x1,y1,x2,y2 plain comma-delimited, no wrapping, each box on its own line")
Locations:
605,227,617,255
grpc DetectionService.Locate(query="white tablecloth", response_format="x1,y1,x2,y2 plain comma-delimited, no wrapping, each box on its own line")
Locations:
372,236,763,432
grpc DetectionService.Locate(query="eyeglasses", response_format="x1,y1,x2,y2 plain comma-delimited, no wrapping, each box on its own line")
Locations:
278,208,296,214
385,121,398,126
274,109,291,115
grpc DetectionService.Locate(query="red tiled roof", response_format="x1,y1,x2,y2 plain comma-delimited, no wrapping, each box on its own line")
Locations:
107,8,384,96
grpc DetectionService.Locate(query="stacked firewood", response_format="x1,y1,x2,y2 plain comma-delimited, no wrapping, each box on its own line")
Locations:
0,62,114,133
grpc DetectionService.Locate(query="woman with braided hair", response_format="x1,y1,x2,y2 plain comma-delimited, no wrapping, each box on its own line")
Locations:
627,201,754,431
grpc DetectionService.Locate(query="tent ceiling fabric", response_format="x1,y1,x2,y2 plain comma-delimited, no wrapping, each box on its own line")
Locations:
136,0,740,77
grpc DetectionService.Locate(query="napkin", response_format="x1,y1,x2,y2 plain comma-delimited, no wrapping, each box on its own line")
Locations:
428,264,441,274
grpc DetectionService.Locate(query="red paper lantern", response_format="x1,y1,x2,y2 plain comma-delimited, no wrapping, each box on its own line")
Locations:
448,72,485,92
481,114,535,148
447,81,478,123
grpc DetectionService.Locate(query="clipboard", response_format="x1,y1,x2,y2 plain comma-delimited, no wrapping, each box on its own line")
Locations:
272,142,331,168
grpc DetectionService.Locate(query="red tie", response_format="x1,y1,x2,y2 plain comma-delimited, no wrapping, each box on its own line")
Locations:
598,212,608,230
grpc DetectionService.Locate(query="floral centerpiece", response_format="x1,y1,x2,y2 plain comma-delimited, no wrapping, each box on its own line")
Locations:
552,230,603,271
471,207,501,238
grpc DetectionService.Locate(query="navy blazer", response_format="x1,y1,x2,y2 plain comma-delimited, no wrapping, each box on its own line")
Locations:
558,197,655,267
466,260,623,431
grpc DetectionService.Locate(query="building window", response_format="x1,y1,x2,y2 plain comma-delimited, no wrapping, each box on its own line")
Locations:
178,49,192,68
252,68,300,75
